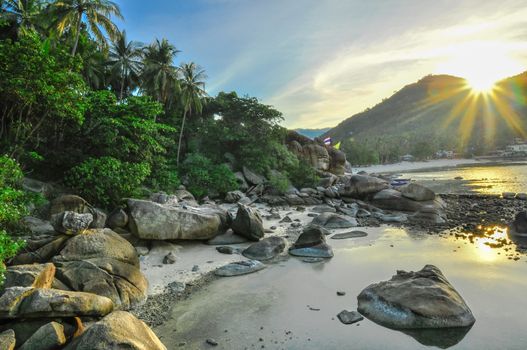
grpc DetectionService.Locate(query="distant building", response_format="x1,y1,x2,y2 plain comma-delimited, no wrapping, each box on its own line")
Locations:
401,154,414,161
506,143,527,154
435,150,454,159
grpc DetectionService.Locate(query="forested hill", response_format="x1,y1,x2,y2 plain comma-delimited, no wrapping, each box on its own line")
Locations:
323,72,527,160
294,128,331,139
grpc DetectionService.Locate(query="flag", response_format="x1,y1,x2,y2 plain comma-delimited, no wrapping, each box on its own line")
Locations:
323,137,331,145
334,141,341,150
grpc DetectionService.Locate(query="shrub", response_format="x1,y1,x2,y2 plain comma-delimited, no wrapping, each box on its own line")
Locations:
0,155,29,232
181,153,238,198
64,157,151,208
286,159,319,189
268,171,290,194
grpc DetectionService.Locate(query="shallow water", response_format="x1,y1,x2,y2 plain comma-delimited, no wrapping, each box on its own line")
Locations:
155,227,527,350
400,164,527,195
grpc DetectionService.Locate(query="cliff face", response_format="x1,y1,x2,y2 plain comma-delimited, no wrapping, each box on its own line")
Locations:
286,130,347,176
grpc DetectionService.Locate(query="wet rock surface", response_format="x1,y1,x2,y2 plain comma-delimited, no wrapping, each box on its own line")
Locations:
337,310,364,325
330,231,368,239
214,260,266,277
242,236,287,261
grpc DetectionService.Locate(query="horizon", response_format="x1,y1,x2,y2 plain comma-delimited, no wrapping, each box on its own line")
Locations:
115,0,527,129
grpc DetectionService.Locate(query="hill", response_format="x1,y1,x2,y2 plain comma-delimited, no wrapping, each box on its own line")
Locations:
323,73,527,162
295,128,331,139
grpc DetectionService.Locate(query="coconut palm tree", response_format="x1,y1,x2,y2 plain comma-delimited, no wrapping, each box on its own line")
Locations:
0,0,46,32
50,0,122,56
177,62,207,165
108,30,143,100
140,38,180,110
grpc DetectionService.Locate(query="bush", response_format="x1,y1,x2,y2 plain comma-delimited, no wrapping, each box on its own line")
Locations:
286,159,319,189
64,157,151,208
268,171,290,194
181,153,238,198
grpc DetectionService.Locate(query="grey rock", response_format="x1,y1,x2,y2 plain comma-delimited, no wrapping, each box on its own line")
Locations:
2,263,56,290
215,260,266,277
51,211,93,235
225,190,246,203
331,231,368,239
337,174,389,198
106,209,128,229
515,193,527,200
242,166,266,186
18,321,66,350
89,208,107,229
289,243,333,258
206,229,248,245
163,252,177,264
374,212,408,223
231,204,264,241
502,192,516,199
311,212,358,229
22,216,55,235
511,211,527,235
216,246,239,254
279,215,292,223
398,183,435,201
242,237,287,261
48,195,92,218
311,205,336,213
337,310,364,325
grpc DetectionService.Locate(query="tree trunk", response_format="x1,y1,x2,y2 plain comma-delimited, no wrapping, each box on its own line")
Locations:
71,15,83,56
176,109,189,166
120,74,125,100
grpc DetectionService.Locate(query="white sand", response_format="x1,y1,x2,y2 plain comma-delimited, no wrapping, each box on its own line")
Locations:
353,158,491,174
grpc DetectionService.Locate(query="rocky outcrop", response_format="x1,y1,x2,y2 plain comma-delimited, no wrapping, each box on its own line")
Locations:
231,204,264,241
64,311,166,350
127,199,222,240
337,174,389,198
357,265,475,329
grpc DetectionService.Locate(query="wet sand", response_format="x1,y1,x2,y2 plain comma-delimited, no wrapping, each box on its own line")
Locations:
154,226,527,350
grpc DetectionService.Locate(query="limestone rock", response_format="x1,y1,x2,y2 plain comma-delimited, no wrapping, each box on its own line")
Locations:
357,265,475,329
231,204,264,241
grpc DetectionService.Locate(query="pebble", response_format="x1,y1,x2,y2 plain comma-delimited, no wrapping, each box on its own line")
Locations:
206,338,218,346
337,291,346,296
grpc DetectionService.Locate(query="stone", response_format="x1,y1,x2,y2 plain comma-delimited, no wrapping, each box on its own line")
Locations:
289,225,333,258
89,208,107,229
279,215,292,223
372,189,443,212
206,339,218,346
516,193,527,200
374,212,408,223
215,260,266,277
106,208,128,229
51,211,93,235
18,321,66,350
136,246,149,256
328,147,347,175
289,243,333,258
231,204,264,241
206,229,248,245
127,199,222,240
234,172,249,192
357,265,476,329
0,329,15,350
311,212,358,229
174,189,196,202
225,190,246,203
216,246,239,255
22,217,55,235
2,263,56,290
337,310,364,325
311,205,336,213
398,183,436,201
337,174,389,198
11,235,70,265
285,194,305,206
150,192,179,206
331,231,368,239
243,166,266,186
242,236,287,261
502,192,516,199
511,211,527,235
337,291,346,296
63,311,166,350
0,287,114,319
163,252,177,264
302,257,324,263
48,195,91,217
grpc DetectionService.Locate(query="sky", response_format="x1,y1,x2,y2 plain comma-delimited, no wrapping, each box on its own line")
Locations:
114,0,527,128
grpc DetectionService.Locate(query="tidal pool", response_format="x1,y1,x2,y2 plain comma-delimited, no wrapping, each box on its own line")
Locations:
155,227,527,349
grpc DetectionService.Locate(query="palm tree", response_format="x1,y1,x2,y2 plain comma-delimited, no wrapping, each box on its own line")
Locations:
141,38,180,110
0,0,45,32
177,62,207,165
50,0,122,56
108,30,143,100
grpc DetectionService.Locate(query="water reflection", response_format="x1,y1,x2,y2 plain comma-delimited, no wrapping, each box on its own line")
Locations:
401,326,473,349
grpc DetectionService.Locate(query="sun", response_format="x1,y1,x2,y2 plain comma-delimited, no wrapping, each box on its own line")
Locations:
465,75,497,94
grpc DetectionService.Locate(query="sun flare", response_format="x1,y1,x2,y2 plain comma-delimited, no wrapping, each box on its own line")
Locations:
466,76,496,94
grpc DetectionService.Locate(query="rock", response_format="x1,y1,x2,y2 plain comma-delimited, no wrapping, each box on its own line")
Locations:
357,265,476,329
150,192,179,206
234,172,249,192
311,212,358,228
289,225,333,258
289,243,333,258
398,183,436,201
64,311,166,350
243,166,266,186
231,204,264,241
89,208,107,229
516,193,527,200
302,257,324,263
284,194,305,206
216,246,239,254
511,211,527,235
106,208,128,229
318,174,338,188
279,215,292,223
336,291,346,296
174,189,196,202
18,321,66,350
328,148,347,175
11,235,70,265
502,192,516,199
206,229,248,245
51,211,93,235
311,205,336,213
0,287,114,319
163,252,177,264
49,195,91,218
356,208,371,218
242,237,287,261
206,339,218,346
135,246,149,256
338,175,389,198
127,199,222,240
225,190,246,203
337,310,364,325
337,205,358,217
215,260,266,277
22,216,55,235
331,231,368,239
373,212,408,223
0,329,15,350
372,189,429,212
2,263,56,290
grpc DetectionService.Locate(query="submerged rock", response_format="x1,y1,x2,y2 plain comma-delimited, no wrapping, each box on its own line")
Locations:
242,236,287,261
215,260,266,277
311,212,358,229
337,310,364,325
331,231,368,239
357,265,475,329
231,204,264,241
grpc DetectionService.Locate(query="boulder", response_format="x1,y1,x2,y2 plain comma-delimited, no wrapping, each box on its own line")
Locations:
225,190,246,203
234,172,249,192
174,189,196,202
231,204,264,241
127,199,222,240
511,211,527,235
0,287,113,319
328,147,346,175
502,192,516,199
18,321,66,350
0,319,78,350
289,225,333,258
311,212,358,229
49,195,92,218
338,175,389,198
215,260,266,277
331,231,368,239
516,193,527,200
242,166,266,186
357,265,476,329
372,189,425,212
2,263,56,290
89,208,107,229
64,311,166,350
398,183,435,201
0,329,15,350
51,211,93,235
11,235,70,265
150,192,179,206
206,229,248,245
106,208,128,229
337,310,364,325
242,237,287,261
22,217,55,235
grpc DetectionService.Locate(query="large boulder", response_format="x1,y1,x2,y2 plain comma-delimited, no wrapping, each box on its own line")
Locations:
0,329,15,350
22,216,55,235
234,172,249,192
511,211,527,235
51,211,93,235
337,175,389,198
18,321,66,350
357,265,475,329
106,208,128,229
48,195,92,218
372,189,425,212
289,225,333,258
127,199,222,240
64,311,166,350
398,183,436,201
302,144,330,171
0,287,114,319
231,204,264,241
2,263,56,290
242,166,266,186
328,147,346,175
311,212,358,229
242,236,287,261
